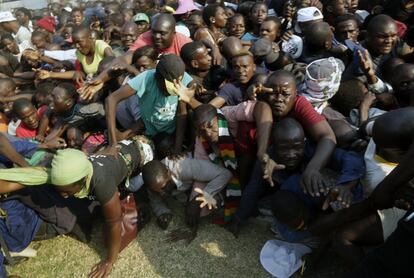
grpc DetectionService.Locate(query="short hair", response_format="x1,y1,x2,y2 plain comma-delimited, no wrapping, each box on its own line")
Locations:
71,7,83,15
231,51,254,62
263,16,281,28
12,98,33,114
237,1,255,17
0,33,14,43
329,79,366,116
272,117,304,141
142,160,168,188
31,30,47,39
366,14,395,34
202,4,222,26
271,190,308,228
132,45,158,64
108,13,124,27
251,1,268,13
228,13,245,24
334,14,358,28
180,41,205,67
72,25,91,37
304,22,332,51
193,104,217,126
16,8,31,19
56,82,77,99
36,82,55,96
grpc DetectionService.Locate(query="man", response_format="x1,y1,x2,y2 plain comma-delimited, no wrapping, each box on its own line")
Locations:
132,13,150,35
113,22,140,56
259,16,282,43
105,54,192,154
227,70,337,236
294,7,324,35
180,41,216,103
323,0,348,26
299,21,334,64
334,14,359,44
129,13,191,55
390,63,414,107
0,11,32,44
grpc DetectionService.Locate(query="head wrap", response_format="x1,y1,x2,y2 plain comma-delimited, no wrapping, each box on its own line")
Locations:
0,149,93,199
51,149,93,198
37,16,56,33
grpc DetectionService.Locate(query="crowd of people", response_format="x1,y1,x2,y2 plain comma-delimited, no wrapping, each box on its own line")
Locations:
0,0,413,277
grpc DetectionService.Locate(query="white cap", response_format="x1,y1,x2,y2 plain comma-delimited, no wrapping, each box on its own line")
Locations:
260,239,312,278
282,34,303,59
294,7,323,33
0,11,17,23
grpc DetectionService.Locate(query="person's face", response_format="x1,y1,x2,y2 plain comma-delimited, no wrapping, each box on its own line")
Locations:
274,135,305,171
263,76,297,118
228,16,245,38
55,180,84,198
392,67,414,104
335,19,359,42
63,26,73,40
367,22,398,55
2,38,19,54
121,27,138,48
224,7,235,18
73,32,92,55
345,0,358,13
122,11,133,22
260,21,279,42
31,35,47,50
232,55,256,84
72,11,84,25
136,21,149,35
136,0,151,12
198,116,219,143
150,173,176,199
17,105,39,130
213,6,228,28
193,46,212,71
186,15,204,37
51,87,73,113
151,20,175,51
66,128,83,149
15,11,28,26
134,56,157,73
250,4,268,25
328,0,347,16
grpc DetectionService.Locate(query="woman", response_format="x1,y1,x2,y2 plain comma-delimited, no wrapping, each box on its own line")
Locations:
241,2,268,41
194,4,228,48
227,13,246,39
0,138,154,278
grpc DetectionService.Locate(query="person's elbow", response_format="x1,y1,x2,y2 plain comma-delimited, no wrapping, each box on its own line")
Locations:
312,120,337,145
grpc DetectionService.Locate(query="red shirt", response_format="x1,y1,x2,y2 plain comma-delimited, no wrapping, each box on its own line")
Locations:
129,31,192,54
289,96,325,129
16,106,47,139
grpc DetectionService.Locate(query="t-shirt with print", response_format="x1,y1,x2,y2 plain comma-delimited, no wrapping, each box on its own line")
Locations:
88,140,141,205
127,69,193,136
129,31,192,54
76,40,111,75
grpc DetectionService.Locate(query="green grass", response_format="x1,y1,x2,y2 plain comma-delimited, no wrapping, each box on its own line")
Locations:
6,201,273,278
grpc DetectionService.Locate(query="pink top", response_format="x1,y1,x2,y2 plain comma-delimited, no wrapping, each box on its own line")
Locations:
129,31,192,54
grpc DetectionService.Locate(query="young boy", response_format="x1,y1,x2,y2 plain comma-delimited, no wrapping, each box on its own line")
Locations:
36,82,106,142
13,99,48,139
142,158,231,235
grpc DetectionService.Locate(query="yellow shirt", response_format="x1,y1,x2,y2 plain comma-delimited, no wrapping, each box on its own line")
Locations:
76,40,111,75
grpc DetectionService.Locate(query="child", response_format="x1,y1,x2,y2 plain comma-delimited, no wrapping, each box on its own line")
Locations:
142,158,231,234
13,98,47,139
66,126,105,155
36,82,106,142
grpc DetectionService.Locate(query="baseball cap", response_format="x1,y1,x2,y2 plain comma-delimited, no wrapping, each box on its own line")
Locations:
281,34,303,59
250,38,280,64
0,11,16,23
294,7,323,33
133,13,150,24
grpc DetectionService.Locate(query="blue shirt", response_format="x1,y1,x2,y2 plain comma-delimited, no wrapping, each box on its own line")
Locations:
127,69,192,136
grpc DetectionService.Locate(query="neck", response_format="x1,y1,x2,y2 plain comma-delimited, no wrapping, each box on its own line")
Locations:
189,68,209,78
251,25,260,36
210,25,221,36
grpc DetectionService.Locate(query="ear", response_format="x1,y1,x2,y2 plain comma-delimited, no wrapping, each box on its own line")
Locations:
191,59,199,69
209,16,215,24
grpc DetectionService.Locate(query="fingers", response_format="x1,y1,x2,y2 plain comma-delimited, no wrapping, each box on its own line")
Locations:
194,187,203,195
274,163,286,171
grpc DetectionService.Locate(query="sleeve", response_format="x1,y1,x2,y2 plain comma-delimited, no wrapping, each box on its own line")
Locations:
217,84,234,104
182,72,193,87
181,158,232,196
127,71,148,97
367,77,393,94
44,49,77,61
291,96,325,129
129,32,150,52
96,40,111,56
0,140,39,163
147,189,172,217
222,100,256,124
330,148,366,185
193,137,210,161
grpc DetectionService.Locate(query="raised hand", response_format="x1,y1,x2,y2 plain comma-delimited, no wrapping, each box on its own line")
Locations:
261,154,285,187
194,187,217,210
78,78,104,101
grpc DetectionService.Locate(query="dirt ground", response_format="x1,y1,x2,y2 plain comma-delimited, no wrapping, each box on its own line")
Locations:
6,199,344,278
